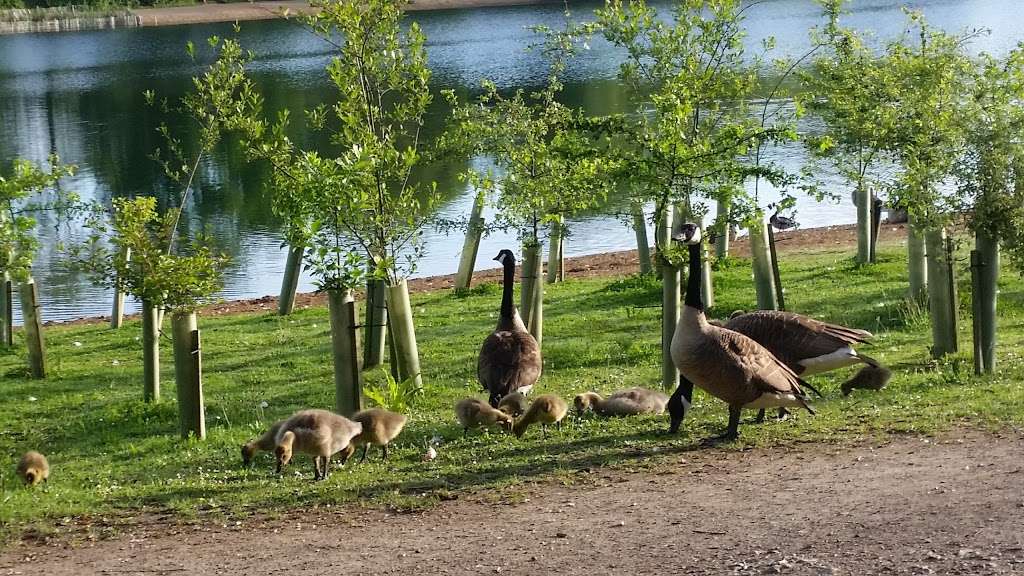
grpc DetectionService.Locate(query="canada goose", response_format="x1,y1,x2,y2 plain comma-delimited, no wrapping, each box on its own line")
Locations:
16,451,49,486
340,408,408,464
574,388,669,417
668,223,815,442
455,398,514,436
274,409,362,481
841,364,893,396
241,419,285,467
478,249,542,408
497,391,530,417
513,394,568,438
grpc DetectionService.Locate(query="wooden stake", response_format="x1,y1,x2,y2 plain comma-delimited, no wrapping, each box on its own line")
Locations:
546,215,564,284
869,192,882,263
767,223,785,311
142,300,160,402
855,185,872,263
925,228,957,358
328,289,363,416
385,280,423,393
172,311,205,439
111,247,130,329
631,202,652,275
659,206,680,392
520,242,540,324
454,191,485,290
0,273,12,347
701,239,714,310
970,250,984,375
19,277,46,379
714,196,731,259
278,244,303,316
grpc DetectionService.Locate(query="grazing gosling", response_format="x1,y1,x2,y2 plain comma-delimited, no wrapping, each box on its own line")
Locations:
274,409,362,481
17,451,49,486
497,392,530,417
340,408,409,464
574,387,669,417
841,365,893,396
241,419,285,467
455,398,514,436
513,394,569,438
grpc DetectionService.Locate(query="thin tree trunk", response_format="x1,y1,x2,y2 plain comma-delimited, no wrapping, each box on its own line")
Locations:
546,215,564,284
976,232,998,373
767,223,785,311
715,196,731,259
529,270,543,348
364,275,387,370
856,185,872,263
111,247,129,329
750,218,778,311
925,228,957,358
0,272,12,347
19,277,45,379
172,311,205,439
658,206,680,392
907,215,928,301
386,280,423,393
631,202,652,275
328,288,363,416
454,191,485,290
142,300,160,402
278,244,303,316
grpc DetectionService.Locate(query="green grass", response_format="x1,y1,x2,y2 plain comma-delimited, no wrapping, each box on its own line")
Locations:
1,243,1022,542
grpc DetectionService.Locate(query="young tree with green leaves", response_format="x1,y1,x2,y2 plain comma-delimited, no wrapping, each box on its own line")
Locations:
0,155,75,377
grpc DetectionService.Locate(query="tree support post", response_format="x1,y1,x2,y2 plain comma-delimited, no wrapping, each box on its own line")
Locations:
701,238,714,310
19,277,46,379
364,275,388,370
907,215,928,301
0,272,12,347
631,202,652,275
172,311,205,439
869,192,882,263
142,300,160,402
111,247,130,329
925,228,957,358
767,222,785,311
278,244,304,316
385,280,423,393
328,289,363,416
750,217,778,311
658,205,680,392
856,185,872,264
976,233,998,373
520,241,541,325
546,215,564,284
970,250,984,375
454,191,485,291
714,196,731,259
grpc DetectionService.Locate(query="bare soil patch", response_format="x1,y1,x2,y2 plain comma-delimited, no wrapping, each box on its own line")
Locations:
3,428,1020,575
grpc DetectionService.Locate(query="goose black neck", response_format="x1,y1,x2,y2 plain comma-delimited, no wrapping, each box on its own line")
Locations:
684,243,703,311
501,258,515,319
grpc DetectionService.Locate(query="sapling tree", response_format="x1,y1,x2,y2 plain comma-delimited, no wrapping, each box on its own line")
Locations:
596,0,787,392
0,155,76,377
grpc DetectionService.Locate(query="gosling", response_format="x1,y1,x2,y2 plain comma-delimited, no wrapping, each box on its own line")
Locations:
241,419,285,467
455,398,514,436
574,388,669,417
513,394,569,438
340,408,408,464
274,409,362,481
16,451,49,486
841,365,893,396
497,392,530,417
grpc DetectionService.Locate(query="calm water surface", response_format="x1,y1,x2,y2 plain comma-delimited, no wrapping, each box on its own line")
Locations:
0,0,1020,321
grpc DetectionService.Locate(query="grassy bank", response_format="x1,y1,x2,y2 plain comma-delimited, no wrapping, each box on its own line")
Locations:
1,242,1022,543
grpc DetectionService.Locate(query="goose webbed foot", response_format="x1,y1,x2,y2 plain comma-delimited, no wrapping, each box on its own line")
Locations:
754,409,766,424
703,406,741,446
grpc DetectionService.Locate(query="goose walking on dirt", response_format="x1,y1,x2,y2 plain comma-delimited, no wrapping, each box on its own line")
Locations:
668,223,816,442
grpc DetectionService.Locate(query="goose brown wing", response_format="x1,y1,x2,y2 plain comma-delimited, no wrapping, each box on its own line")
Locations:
478,330,541,398
717,327,808,396
725,310,872,367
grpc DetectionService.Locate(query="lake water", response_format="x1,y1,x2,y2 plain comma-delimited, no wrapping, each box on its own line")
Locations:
1,0,1020,322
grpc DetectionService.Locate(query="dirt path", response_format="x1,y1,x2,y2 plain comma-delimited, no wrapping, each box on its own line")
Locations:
3,429,1021,575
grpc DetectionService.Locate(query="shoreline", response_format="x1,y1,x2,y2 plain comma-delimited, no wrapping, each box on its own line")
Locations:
45,221,908,328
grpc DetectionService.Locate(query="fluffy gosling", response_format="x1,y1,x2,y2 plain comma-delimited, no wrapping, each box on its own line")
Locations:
841,365,893,396
513,394,568,438
455,398,514,436
574,387,669,417
340,408,408,464
241,419,285,467
497,392,530,417
274,409,362,481
17,451,49,486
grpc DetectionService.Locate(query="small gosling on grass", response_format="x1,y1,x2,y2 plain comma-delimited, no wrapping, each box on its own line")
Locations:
497,391,530,417
274,409,362,481
574,388,669,417
841,364,893,396
340,408,408,464
17,451,49,486
513,394,569,438
241,419,285,466
455,398,514,436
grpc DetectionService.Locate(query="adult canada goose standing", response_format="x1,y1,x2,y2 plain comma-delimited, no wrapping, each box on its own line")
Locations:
668,223,815,442
478,249,542,408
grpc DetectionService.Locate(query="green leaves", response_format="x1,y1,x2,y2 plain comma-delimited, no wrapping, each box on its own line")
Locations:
0,155,76,282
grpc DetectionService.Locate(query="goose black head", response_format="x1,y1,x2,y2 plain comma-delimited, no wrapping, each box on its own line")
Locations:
493,249,516,266
671,223,702,245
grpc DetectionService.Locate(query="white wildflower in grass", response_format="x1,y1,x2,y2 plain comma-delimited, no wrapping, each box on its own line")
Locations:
28,396,37,402
72,341,82,347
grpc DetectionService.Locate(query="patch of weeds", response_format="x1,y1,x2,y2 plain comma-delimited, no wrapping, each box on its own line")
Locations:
450,282,500,299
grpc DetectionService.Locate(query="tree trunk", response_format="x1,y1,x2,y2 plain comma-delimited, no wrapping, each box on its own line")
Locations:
19,277,45,379
714,196,731,259
907,215,928,301
172,311,205,439
454,191,485,290
0,273,12,347
142,300,160,402
328,288,363,416
111,247,129,329
856,185,872,264
278,244,303,316
975,232,998,373
546,215,564,284
364,276,388,370
767,223,785,311
631,202,652,275
385,280,423,393
750,218,778,311
658,206,680,392
925,228,957,358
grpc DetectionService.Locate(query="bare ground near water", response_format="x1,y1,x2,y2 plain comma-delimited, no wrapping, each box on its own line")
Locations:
2,427,1021,575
